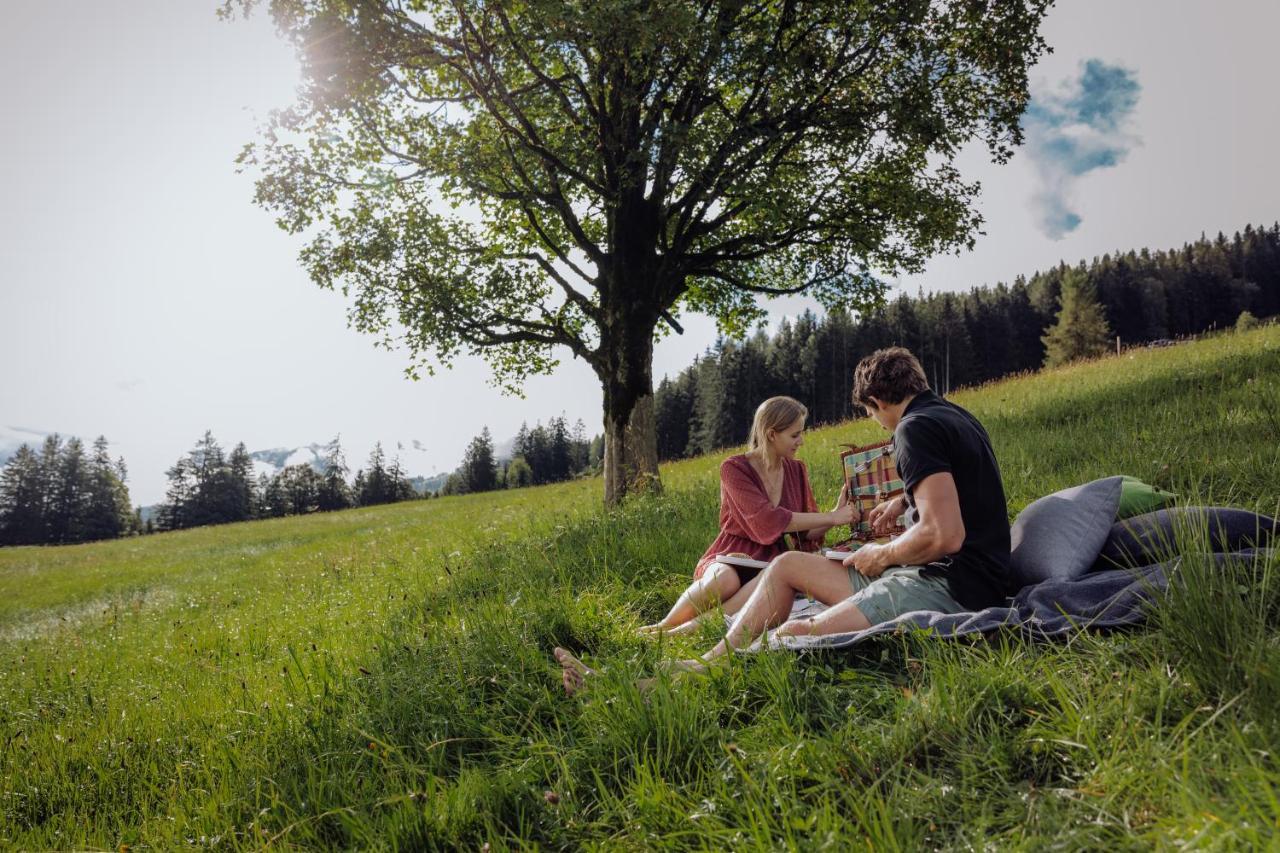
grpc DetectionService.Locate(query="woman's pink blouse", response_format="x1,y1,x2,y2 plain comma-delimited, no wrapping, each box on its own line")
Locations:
693,454,821,578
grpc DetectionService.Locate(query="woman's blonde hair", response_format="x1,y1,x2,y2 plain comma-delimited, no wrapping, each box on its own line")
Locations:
747,396,808,459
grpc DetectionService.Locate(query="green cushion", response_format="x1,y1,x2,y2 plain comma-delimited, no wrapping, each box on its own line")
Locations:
1117,475,1177,519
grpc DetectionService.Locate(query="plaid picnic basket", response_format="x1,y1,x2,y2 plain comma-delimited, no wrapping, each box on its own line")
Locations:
839,439,908,543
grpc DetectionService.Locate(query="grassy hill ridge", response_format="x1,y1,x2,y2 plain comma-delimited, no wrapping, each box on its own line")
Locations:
2,328,1279,848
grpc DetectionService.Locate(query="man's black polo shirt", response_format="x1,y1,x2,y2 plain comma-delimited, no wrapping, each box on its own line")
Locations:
894,390,1011,609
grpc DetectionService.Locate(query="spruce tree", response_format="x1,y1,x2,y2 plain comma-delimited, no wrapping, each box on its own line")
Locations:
1008,277,1049,368
188,431,231,526
570,420,590,474
82,436,132,541
548,417,572,483
386,455,417,501
688,346,731,455
0,445,45,545
1042,269,1113,367
262,472,290,518
358,443,391,506
349,470,367,507
523,424,552,485
48,437,89,544
461,428,499,493
654,376,694,462
227,443,257,522
316,436,353,511
160,457,196,530
37,435,64,542
276,465,321,515
513,422,531,461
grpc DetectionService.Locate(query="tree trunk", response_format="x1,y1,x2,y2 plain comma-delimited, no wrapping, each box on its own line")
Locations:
599,306,662,507
602,388,660,507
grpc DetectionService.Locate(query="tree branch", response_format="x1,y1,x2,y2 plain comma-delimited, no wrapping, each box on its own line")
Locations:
451,3,608,197
492,5,591,131
668,24,884,253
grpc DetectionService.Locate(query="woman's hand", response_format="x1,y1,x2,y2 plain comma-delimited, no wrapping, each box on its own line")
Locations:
867,494,907,535
828,484,859,528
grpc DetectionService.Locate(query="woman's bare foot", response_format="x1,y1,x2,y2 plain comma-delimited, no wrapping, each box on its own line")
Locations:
553,647,596,696
635,659,708,693
639,618,705,638
656,657,710,676
666,619,705,637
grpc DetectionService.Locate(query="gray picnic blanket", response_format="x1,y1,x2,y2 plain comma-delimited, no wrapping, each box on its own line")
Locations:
763,549,1269,651
755,506,1278,652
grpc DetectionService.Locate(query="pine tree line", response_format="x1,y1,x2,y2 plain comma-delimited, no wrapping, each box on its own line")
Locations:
0,435,137,545
159,433,420,531
441,417,604,495
655,223,1280,460
5,223,1276,542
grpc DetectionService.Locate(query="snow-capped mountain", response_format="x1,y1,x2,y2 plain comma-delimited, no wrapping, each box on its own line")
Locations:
248,445,330,480
248,444,445,494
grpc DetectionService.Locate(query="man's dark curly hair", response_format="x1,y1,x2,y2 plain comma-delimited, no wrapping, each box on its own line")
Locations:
852,347,930,407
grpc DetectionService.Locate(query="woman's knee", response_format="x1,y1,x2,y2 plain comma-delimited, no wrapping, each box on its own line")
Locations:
699,563,741,597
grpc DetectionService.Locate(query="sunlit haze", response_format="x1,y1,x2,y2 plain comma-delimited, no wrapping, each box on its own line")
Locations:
2,1,1277,504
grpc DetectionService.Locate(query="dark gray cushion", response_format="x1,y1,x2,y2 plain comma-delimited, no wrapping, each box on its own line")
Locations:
1009,476,1123,589
1093,506,1278,570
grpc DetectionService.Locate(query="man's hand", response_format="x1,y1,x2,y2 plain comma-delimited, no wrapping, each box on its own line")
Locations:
867,494,906,535
844,542,892,578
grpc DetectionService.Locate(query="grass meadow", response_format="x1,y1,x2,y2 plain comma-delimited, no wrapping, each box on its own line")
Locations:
2,326,1279,849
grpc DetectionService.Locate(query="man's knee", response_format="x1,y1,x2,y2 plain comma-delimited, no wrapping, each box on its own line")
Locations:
766,551,809,582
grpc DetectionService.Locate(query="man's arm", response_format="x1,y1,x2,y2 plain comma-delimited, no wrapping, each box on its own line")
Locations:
848,472,965,577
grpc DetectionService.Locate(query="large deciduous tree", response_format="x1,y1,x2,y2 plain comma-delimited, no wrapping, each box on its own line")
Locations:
229,0,1051,505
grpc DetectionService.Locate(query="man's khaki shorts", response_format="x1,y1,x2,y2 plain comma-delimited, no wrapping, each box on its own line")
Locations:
843,564,966,625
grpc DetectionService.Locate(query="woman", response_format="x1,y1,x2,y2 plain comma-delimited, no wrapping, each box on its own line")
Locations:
639,396,856,636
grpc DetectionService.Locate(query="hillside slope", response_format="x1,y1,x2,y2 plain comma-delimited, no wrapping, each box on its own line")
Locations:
2,327,1278,848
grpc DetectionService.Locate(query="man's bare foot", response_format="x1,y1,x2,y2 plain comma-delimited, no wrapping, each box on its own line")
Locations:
553,647,596,696
637,622,670,637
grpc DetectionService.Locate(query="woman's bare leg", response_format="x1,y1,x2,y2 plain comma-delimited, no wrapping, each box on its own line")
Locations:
693,552,855,663
721,575,761,616
653,574,763,637
563,556,857,697
640,563,743,635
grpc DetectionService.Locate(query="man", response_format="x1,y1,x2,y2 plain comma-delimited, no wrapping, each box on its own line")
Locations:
557,347,1010,691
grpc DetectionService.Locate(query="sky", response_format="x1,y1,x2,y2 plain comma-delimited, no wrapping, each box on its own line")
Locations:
1,1,1278,505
